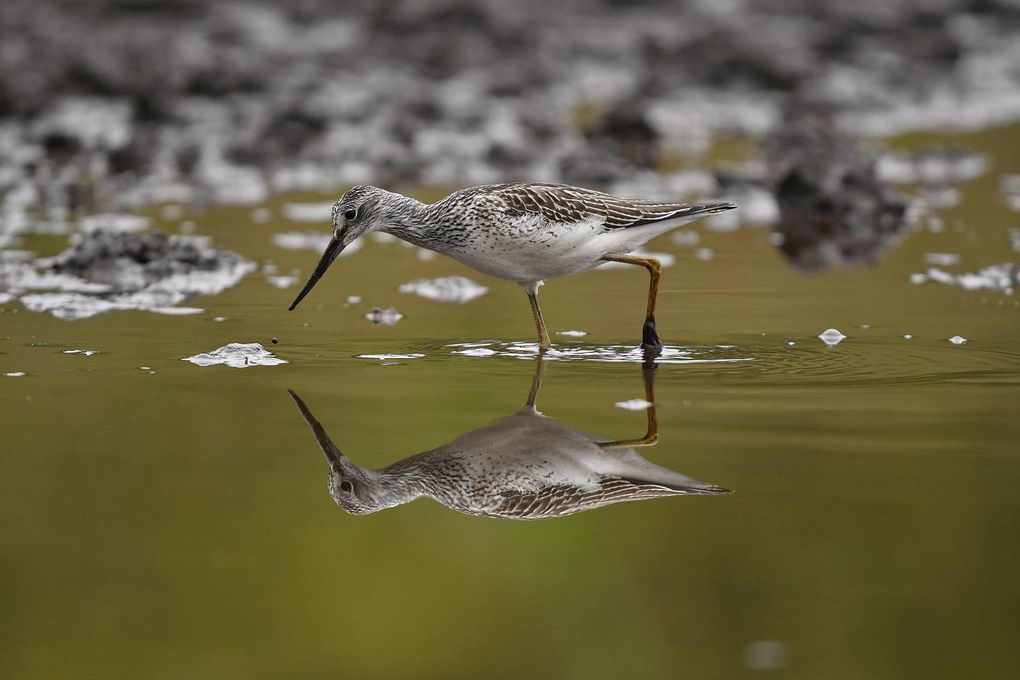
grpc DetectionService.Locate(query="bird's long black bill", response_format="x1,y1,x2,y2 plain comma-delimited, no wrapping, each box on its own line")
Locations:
288,237,345,311
288,390,344,465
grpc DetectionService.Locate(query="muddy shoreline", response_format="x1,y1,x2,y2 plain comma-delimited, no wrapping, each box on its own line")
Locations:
1,0,1018,312
1,0,1018,212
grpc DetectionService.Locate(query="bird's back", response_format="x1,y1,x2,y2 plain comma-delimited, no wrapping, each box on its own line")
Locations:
428,182,735,281
405,410,729,519
442,182,733,230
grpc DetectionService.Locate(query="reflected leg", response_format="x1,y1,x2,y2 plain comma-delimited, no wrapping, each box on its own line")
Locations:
600,361,659,449
524,358,548,412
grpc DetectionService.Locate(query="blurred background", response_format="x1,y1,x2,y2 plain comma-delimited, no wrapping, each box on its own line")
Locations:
1,0,1019,209
1,1,1019,678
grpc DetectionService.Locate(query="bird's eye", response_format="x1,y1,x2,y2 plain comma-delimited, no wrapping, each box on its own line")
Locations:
339,480,354,493
343,208,357,221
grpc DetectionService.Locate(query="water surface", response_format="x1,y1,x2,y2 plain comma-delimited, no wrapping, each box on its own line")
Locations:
2,126,1019,679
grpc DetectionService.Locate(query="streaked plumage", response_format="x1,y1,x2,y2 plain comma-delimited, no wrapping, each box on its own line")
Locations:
288,362,730,520
491,182,731,230
289,182,736,348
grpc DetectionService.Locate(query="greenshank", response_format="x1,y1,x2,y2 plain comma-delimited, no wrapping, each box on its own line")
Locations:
289,183,735,348
288,361,729,520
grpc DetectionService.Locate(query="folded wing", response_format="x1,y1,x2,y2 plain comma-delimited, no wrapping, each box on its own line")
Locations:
489,182,735,229
489,476,731,520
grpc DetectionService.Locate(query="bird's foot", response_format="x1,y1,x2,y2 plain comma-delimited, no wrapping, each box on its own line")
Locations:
641,319,663,350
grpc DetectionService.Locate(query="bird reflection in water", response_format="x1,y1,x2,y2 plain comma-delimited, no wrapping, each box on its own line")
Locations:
288,361,730,520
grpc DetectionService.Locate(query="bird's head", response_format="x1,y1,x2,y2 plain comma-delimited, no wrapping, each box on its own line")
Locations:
289,185,393,311
288,389,387,516
326,458,379,516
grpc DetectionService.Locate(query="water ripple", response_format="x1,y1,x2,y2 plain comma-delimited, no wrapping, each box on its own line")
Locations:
444,341,754,365
738,338,1020,387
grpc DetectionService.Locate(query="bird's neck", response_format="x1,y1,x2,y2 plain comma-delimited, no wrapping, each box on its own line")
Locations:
361,458,431,510
378,194,437,249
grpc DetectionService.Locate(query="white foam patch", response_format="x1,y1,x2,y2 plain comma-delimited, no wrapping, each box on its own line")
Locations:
840,78,1020,138
1003,176,1020,212
79,213,151,234
272,231,329,251
556,330,588,337
924,253,961,266
266,275,298,289
0,261,112,294
356,353,425,360
452,347,497,357
0,249,34,262
878,150,987,186
35,96,133,148
365,307,403,325
719,187,779,226
201,161,268,205
272,232,363,257
817,328,846,346
742,641,789,671
948,335,968,345
911,264,1017,294
614,399,653,410
281,202,336,222
18,258,256,319
446,341,752,365
1009,228,1020,253
152,306,204,316
184,342,287,368
399,276,488,303
161,205,184,221
672,231,700,247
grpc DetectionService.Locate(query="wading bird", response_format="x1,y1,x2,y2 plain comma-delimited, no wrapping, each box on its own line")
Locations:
288,183,735,349
288,361,730,520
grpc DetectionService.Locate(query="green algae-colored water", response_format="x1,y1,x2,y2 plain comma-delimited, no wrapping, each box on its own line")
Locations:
2,126,1019,679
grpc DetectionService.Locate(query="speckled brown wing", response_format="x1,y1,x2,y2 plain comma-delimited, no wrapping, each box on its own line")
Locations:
488,477,731,520
488,182,734,230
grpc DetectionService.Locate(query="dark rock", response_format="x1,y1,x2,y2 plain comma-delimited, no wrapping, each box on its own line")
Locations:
231,108,328,165
763,112,910,271
107,132,155,175
583,102,659,170
49,231,247,293
41,132,82,162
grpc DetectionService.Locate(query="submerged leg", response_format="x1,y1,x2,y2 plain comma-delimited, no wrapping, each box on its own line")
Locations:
601,255,663,348
525,283,552,350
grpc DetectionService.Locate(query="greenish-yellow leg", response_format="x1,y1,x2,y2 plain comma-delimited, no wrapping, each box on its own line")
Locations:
601,255,663,348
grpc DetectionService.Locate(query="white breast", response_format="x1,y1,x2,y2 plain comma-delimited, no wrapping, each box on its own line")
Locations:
442,215,608,282
439,213,702,283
